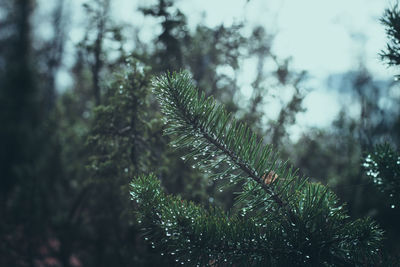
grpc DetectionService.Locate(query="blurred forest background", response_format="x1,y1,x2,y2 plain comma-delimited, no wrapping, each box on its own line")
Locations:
0,0,399,266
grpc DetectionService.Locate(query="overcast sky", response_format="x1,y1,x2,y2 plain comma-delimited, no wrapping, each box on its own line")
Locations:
177,0,393,77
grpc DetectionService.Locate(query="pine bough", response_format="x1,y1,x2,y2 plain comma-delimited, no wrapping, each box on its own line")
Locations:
130,71,383,266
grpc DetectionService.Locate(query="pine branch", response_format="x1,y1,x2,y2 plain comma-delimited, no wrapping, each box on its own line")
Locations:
131,174,383,266
130,71,385,266
153,71,303,217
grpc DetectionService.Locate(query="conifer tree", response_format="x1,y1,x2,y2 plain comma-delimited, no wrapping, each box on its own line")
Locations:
368,2,400,214
130,72,384,266
85,60,160,266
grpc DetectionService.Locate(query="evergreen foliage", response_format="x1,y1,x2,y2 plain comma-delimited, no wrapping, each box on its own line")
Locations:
84,61,165,266
131,72,384,266
381,4,400,71
362,144,400,260
364,144,400,208
87,60,153,179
